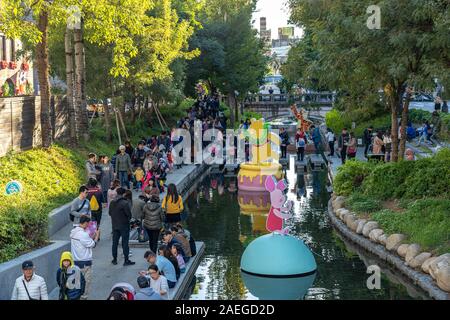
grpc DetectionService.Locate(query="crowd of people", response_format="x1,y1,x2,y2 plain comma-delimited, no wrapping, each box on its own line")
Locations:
9,93,226,301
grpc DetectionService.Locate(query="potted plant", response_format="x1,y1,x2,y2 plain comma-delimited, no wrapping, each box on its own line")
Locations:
0,60,8,69
9,61,17,69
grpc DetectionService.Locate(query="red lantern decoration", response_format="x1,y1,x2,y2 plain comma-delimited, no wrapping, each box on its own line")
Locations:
0,61,8,69
9,62,17,69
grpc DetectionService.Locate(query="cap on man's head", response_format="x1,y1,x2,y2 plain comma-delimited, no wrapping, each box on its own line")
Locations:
22,260,34,270
137,276,150,289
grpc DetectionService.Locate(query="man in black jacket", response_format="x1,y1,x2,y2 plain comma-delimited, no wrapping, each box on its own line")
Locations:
109,188,135,266
363,126,373,157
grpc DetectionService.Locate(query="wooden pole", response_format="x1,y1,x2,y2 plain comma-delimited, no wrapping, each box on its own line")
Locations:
114,108,122,145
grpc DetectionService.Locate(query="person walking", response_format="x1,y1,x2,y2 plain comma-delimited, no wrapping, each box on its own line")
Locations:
363,126,373,157
98,155,114,204
135,276,163,300
338,128,350,164
86,178,104,232
86,153,101,181
56,252,85,300
346,132,357,160
383,130,392,162
70,216,99,300
325,128,335,157
132,141,147,169
311,125,322,154
279,128,289,159
162,184,184,227
142,194,165,254
115,145,133,189
109,188,135,266
70,186,91,227
11,261,48,300
295,128,307,162
372,131,385,161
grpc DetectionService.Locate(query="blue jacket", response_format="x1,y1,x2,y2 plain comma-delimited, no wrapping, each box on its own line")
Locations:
135,287,163,300
312,128,321,143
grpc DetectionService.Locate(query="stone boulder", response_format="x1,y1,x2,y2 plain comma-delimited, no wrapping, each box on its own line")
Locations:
405,244,421,263
356,220,367,234
436,265,450,292
422,257,437,274
407,252,432,269
333,197,345,210
347,217,359,232
429,254,450,280
362,221,379,237
397,244,409,258
339,209,350,221
369,229,384,243
386,234,407,251
378,234,388,246
344,213,356,225
335,208,345,217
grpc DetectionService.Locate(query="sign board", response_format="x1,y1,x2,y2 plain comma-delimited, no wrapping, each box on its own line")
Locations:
5,180,23,195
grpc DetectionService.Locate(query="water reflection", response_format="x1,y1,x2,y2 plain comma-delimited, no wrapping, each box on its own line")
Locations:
241,272,316,300
185,168,424,300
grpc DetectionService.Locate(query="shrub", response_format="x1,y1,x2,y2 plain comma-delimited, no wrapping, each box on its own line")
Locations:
362,160,416,199
346,192,381,213
334,160,374,196
402,157,450,199
408,109,431,124
372,199,450,254
325,109,350,134
242,111,263,121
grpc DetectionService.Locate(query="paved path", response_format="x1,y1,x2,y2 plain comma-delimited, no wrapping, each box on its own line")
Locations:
50,165,200,300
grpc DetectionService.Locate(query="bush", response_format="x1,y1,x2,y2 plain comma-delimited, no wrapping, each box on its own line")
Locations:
242,111,263,121
353,114,391,138
0,146,85,263
325,109,350,135
402,157,450,199
346,192,382,213
372,199,450,254
334,160,374,196
362,161,416,200
408,109,431,124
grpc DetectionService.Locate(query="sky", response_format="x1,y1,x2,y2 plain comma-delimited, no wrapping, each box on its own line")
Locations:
252,0,303,39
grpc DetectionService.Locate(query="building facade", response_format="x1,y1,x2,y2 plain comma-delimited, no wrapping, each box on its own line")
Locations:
0,34,34,97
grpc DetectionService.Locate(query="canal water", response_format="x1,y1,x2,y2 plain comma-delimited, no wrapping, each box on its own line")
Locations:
183,162,427,300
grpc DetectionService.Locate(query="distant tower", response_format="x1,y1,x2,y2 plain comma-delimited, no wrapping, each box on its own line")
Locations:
259,17,272,48
260,17,267,33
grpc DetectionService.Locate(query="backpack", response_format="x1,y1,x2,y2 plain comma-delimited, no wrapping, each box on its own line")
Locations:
90,195,100,211
297,138,306,148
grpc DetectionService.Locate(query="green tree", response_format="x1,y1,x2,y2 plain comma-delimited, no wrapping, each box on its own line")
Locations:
287,0,450,161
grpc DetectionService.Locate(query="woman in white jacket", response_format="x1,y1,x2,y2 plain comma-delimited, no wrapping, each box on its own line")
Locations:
11,260,48,300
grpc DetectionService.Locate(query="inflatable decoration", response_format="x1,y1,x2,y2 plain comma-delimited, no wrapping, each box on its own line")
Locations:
240,175,317,299
237,119,283,191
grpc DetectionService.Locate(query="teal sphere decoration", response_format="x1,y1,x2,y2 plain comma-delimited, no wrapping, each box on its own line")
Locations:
240,233,317,277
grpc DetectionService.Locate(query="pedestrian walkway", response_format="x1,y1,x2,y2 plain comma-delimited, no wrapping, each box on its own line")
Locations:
49,164,201,300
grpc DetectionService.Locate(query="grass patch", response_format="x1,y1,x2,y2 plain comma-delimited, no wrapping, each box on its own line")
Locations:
346,192,382,214
372,199,450,255
0,101,190,263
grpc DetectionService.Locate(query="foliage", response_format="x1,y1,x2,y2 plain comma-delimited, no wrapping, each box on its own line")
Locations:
361,161,416,200
325,109,351,135
372,199,450,254
185,0,267,100
346,193,381,214
408,109,432,124
242,111,263,121
333,160,374,196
